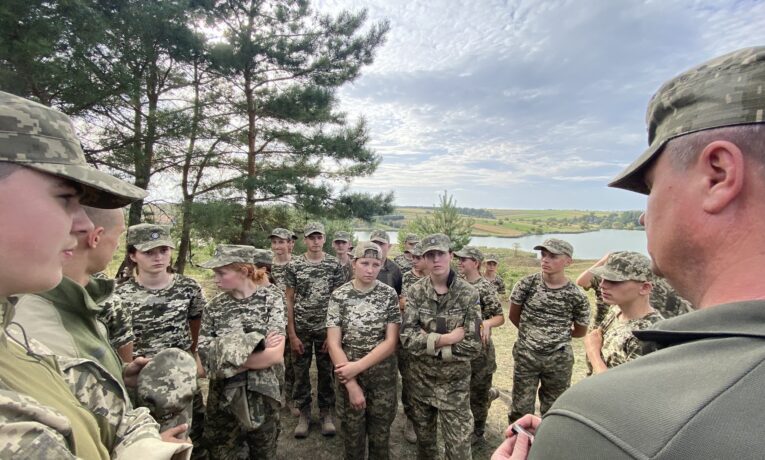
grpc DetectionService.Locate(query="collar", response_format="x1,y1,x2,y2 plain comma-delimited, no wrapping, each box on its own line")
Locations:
37,276,101,316
423,269,457,300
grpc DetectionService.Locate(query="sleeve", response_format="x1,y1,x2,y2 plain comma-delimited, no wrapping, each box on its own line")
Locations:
186,279,205,320
197,300,216,375
399,289,429,356
285,261,297,289
332,262,346,291
496,277,506,295
510,275,532,305
528,413,634,460
266,290,286,335
449,289,483,360
325,292,342,328
611,335,643,368
588,274,602,291
385,289,401,325
98,295,134,349
572,289,591,326
481,283,503,318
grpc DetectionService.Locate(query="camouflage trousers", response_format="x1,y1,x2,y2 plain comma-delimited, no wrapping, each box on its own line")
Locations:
509,341,573,423
410,390,473,460
283,335,295,402
190,388,207,459
470,349,495,436
396,345,413,420
336,351,398,460
204,378,281,459
292,328,335,411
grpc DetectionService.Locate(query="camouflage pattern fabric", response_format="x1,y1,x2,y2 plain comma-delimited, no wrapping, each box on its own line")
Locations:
199,244,256,269
510,272,590,354
487,275,506,296
598,308,664,369
393,253,413,273
285,254,344,332
97,291,134,350
339,260,353,284
509,341,574,423
115,274,205,358
377,259,403,295
126,224,175,251
303,221,326,236
401,270,424,300
584,274,611,328
271,261,289,292
0,91,146,208
651,277,694,318
199,287,285,458
533,238,573,257
468,277,503,436
292,327,334,411
400,272,482,459
590,251,653,282
136,348,197,434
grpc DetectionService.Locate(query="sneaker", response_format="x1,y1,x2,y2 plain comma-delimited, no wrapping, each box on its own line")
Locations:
320,409,336,436
404,417,417,444
294,409,310,438
488,387,501,403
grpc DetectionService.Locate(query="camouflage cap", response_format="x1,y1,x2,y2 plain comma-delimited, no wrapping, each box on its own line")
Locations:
289,230,298,241
369,229,390,244
352,241,384,260
454,246,484,262
269,227,291,240
199,244,256,269
127,223,175,251
410,242,424,257
534,238,573,258
404,233,420,244
421,233,451,255
303,221,325,236
253,248,272,265
590,251,653,282
485,253,499,263
333,231,352,242
610,47,765,194
136,348,198,434
0,91,147,208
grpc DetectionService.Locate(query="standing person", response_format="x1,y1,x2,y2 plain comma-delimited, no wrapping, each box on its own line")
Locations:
483,254,506,299
507,239,589,424
0,91,191,459
400,233,483,460
286,221,345,438
455,246,505,445
583,252,663,374
332,231,354,283
497,47,765,459
270,227,298,415
115,223,207,450
576,252,612,329
198,245,286,459
327,241,400,460
394,233,420,274
369,230,403,295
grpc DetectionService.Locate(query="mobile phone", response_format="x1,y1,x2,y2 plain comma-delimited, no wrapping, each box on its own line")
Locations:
511,423,535,444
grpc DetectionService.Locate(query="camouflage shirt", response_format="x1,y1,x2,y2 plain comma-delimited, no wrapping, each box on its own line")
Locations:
339,259,353,284
599,307,664,369
326,280,400,355
400,271,482,410
115,274,205,358
401,270,425,299
511,272,590,354
468,277,504,374
486,275,506,296
286,253,345,332
199,286,286,402
271,261,289,292
394,254,413,274
584,274,612,328
651,277,694,318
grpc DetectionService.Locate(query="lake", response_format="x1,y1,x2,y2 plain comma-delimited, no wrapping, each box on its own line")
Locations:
354,229,648,260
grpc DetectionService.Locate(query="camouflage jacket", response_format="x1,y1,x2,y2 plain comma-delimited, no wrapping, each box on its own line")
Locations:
511,272,590,354
401,270,425,300
400,271,482,410
199,285,286,402
599,307,664,369
377,258,403,295
651,277,694,318
393,254,413,274
326,280,400,356
468,277,503,374
585,274,612,328
285,254,345,332
486,275,507,296
271,261,289,292
115,274,206,358
0,299,192,459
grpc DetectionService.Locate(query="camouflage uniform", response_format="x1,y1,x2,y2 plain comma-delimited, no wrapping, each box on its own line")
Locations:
488,276,506,297
286,253,345,412
397,245,424,425
402,270,424,298
583,274,611,328
651,277,694,318
509,272,590,422
393,253,413,274
91,273,135,351
597,308,664,369
400,238,483,460
467,277,503,437
326,279,400,460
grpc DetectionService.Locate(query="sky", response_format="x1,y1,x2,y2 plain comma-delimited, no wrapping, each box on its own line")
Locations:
312,0,765,210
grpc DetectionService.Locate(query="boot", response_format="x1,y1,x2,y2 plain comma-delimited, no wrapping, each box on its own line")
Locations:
294,409,310,438
319,409,336,436
404,417,417,444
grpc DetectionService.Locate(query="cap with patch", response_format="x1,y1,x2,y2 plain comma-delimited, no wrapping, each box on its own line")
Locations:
421,233,451,255
253,248,273,265
303,221,325,236
369,230,390,244
269,228,291,240
404,233,420,244
333,231,352,242
533,238,573,258
199,244,256,269
590,251,653,283
136,348,198,435
485,253,499,263
0,91,147,208
127,224,175,252
454,246,484,262
610,46,765,194
410,242,424,257
352,241,384,260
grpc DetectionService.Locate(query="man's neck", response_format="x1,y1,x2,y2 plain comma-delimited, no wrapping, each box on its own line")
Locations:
305,251,324,262
430,271,450,293
464,270,481,283
63,256,90,287
337,253,350,264
273,253,291,264
541,271,568,287
484,271,496,281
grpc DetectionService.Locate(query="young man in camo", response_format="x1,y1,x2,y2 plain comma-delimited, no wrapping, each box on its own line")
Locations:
394,233,420,274
483,254,506,298
369,230,403,296
508,238,590,424
332,231,354,284
270,227,298,414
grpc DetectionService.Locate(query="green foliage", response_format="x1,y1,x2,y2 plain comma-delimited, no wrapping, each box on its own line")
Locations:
404,191,474,251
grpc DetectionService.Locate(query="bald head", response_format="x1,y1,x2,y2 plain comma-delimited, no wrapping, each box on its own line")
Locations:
83,206,124,231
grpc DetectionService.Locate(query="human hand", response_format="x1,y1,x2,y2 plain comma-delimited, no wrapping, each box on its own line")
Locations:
347,382,366,410
160,423,191,444
481,321,492,346
321,339,329,354
584,328,603,352
265,331,285,348
290,335,305,355
334,361,361,383
491,414,541,460
123,356,150,388
448,326,465,345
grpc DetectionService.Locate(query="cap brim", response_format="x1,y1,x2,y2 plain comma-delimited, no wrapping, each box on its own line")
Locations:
608,139,665,195
371,239,388,244
533,244,562,254
134,241,175,252
26,162,147,209
423,245,450,254
590,266,632,282
304,231,325,237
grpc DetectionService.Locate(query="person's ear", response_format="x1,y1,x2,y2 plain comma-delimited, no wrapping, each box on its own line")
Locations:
698,140,744,214
639,282,653,296
87,227,105,249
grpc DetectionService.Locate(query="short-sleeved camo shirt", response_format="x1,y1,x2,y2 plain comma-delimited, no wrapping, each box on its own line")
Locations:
115,274,206,357
487,276,506,296
401,270,424,299
650,277,694,318
326,280,400,355
271,261,289,292
511,272,590,354
469,277,503,320
585,274,611,328
394,254,413,274
96,293,134,349
285,254,345,332
599,307,664,369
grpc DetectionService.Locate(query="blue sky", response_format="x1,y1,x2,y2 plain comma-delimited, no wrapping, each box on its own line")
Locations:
314,0,765,210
